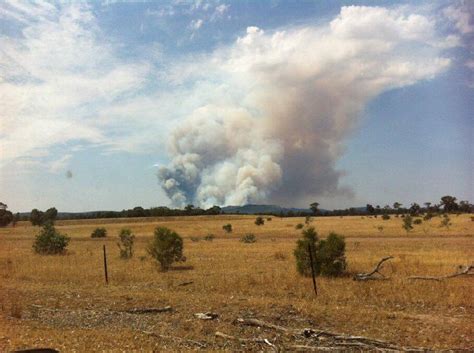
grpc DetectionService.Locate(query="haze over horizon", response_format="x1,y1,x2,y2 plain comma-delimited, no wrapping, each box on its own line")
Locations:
1,0,473,213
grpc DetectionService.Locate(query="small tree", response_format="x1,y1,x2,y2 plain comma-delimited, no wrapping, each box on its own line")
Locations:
147,227,185,271
402,215,413,233
117,228,135,259
222,224,232,233
318,233,347,277
91,227,107,238
33,223,70,255
255,217,264,226
294,227,347,277
294,227,318,277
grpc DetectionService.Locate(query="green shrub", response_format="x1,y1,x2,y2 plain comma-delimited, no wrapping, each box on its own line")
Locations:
204,234,215,241
91,227,107,238
294,227,318,277
381,214,390,220
117,228,135,259
318,233,347,276
293,227,347,277
33,223,70,255
255,217,265,226
240,233,256,243
402,215,413,233
305,216,313,224
222,224,232,233
147,227,185,271
413,219,422,225
423,213,434,221
266,217,272,221
295,223,304,229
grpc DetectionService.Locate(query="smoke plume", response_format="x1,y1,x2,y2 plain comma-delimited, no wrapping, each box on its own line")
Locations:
158,6,452,208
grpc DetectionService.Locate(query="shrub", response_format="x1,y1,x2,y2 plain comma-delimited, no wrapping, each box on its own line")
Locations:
91,227,107,238
147,227,185,271
267,217,272,221
377,226,384,232
190,236,200,242
402,215,413,233
117,228,135,259
240,233,256,243
439,214,452,229
381,214,390,220
413,219,422,225
222,224,232,233
294,227,347,277
294,227,318,277
305,216,313,224
424,213,434,221
318,233,347,277
204,234,215,241
33,223,70,255
295,223,304,229
255,217,265,226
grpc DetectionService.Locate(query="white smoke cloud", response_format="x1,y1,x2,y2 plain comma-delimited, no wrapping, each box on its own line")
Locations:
158,5,452,207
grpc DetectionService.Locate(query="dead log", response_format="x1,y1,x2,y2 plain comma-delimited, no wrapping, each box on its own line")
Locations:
123,306,172,314
408,264,473,281
353,256,394,281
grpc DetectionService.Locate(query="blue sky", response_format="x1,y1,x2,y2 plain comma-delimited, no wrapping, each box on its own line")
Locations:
0,0,472,212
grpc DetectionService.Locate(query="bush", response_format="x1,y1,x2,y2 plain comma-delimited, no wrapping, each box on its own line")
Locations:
117,228,135,259
240,233,256,243
295,223,304,229
267,217,272,221
222,224,232,233
381,214,390,220
402,215,413,233
190,236,200,242
294,227,346,277
440,214,452,229
413,219,422,225
255,217,265,226
91,227,107,238
423,213,434,221
147,227,185,271
305,216,313,224
204,234,215,241
33,223,70,255
318,233,347,276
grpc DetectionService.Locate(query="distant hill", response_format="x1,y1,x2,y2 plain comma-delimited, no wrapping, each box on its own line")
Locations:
222,204,318,215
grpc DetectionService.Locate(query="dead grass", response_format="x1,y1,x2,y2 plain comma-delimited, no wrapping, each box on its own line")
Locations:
0,214,472,351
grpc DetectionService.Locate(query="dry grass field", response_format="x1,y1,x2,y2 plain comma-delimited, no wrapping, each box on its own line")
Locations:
0,214,473,351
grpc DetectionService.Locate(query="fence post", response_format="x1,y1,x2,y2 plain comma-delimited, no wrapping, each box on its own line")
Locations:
103,244,109,285
308,243,317,296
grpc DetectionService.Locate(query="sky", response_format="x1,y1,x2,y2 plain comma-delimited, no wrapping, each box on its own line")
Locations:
0,0,473,212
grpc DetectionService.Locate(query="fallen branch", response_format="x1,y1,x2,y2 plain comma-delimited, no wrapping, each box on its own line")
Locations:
177,280,194,286
215,331,277,351
123,306,172,314
408,264,473,281
235,317,426,351
353,256,394,281
142,330,206,348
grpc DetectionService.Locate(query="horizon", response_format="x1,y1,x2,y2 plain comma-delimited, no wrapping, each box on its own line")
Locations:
1,0,473,212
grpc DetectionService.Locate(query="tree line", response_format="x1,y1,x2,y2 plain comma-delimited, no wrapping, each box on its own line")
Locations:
0,195,472,227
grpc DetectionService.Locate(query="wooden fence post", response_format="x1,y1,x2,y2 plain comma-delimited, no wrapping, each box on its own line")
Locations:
103,244,109,284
